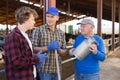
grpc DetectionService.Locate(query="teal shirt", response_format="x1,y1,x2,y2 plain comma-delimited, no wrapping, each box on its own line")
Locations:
73,35,106,74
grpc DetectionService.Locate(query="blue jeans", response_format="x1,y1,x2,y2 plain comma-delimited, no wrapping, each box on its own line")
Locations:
39,72,59,80
75,70,100,80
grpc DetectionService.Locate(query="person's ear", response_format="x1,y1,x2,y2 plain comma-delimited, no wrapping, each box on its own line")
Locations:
56,16,59,21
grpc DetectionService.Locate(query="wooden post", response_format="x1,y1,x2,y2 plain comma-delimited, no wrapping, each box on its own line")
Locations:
112,0,116,50
97,0,102,37
119,2,120,46
43,0,47,24
6,0,9,35
48,0,56,7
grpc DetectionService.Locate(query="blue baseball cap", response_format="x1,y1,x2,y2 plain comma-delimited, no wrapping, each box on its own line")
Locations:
46,7,59,16
77,19,95,27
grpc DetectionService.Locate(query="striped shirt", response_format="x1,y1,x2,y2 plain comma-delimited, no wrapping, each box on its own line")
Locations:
32,24,66,73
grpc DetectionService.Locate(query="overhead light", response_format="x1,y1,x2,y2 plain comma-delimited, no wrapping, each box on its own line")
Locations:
34,4,44,8
20,0,28,4
29,2,33,5
20,0,43,8
77,15,86,18
58,11,61,12
73,15,77,17
61,11,67,14
69,14,72,16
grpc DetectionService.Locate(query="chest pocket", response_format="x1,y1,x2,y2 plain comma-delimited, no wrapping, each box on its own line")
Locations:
39,31,51,46
55,32,64,48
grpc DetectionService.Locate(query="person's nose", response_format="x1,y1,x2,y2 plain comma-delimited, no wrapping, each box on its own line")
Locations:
33,20,35,24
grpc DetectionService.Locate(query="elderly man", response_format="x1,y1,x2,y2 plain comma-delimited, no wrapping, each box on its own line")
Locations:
69,19,106,80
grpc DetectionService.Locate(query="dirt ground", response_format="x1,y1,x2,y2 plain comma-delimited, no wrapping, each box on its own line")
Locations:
0,47,120,80
100,47,120,80
66,47,120,80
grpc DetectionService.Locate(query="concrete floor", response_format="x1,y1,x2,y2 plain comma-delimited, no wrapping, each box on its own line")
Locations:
1,47,120,80
100,47,120,80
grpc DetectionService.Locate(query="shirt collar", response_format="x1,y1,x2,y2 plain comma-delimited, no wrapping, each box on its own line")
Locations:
46,24,59,31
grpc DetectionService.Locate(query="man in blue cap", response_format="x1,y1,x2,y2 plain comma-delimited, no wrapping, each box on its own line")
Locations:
32,7,67,80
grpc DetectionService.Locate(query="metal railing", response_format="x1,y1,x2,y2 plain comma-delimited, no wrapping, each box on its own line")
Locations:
0,37,119,80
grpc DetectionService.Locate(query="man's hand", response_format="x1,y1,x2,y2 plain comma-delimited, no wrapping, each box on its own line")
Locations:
37,52,48,67
47,40,60,51
89,44,98,55
69,48,75,56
